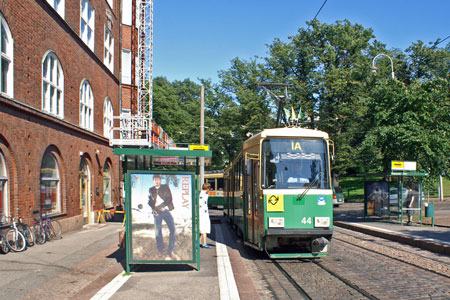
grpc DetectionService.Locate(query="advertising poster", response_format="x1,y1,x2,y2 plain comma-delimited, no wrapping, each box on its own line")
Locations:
365,181,389,216
129,172,194,261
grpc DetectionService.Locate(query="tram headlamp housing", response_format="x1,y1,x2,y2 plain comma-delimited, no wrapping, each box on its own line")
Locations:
314,217,330,228
268,217,284,228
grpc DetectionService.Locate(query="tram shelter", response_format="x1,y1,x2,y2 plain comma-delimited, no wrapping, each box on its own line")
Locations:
114,145,212,272
364,161,428,225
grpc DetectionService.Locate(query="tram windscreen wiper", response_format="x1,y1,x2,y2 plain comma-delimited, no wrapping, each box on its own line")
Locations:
296,172,323,202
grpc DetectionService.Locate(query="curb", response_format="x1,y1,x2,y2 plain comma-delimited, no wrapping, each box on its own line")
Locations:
334,221,450,256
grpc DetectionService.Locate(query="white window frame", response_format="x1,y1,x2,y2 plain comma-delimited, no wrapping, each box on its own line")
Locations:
80,0,95,51
0,12,13,99
122,0,132,26
80,79,94,131
103,97,113,138
0,152,8,223
104,26,114,72
46,0,65,19
121,49,131,84
42,51,64,118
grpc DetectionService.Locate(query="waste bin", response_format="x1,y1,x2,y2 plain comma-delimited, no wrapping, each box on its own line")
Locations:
424,203,434,218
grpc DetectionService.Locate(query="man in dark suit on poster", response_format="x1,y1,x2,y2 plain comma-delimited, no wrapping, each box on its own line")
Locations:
148,174,176,259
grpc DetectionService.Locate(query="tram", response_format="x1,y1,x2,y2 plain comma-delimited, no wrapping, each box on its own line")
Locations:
224,127,334,258
204,171,225,208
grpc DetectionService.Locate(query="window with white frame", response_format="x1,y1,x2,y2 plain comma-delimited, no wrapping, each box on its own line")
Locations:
103,97,113,138
40,152,61,214
0,152,8,223
0,12,13,98
46,0,65,19
80,0,95,50
104,27,114,72
42,52,64,118
121,49,131,84
122,0,132,25
80,80,94,131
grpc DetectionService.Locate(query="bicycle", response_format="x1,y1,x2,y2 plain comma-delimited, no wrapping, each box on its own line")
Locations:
17,217,35,247
32,210,62,243
5,216,26,252
0,230,10,254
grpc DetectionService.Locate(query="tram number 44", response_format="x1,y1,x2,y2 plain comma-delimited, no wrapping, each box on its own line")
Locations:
301,217,312,224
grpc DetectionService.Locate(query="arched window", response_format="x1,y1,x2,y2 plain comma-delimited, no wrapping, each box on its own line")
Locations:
0,152,8,223
80,79,93,131
46,0,65,19
42,52,64,118
0,12,13,98
102,163,112,208
40,153,61,214
103,97,113,138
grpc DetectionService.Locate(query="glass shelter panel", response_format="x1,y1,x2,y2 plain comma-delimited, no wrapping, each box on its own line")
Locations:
262,138,330,189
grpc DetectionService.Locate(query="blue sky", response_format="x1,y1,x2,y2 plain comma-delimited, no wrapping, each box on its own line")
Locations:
153,1,450,83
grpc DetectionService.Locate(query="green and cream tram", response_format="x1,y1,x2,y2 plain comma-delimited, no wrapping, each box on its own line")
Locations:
224,127,333,258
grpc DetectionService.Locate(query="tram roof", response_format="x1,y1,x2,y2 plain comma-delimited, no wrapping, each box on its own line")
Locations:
252,127,329,140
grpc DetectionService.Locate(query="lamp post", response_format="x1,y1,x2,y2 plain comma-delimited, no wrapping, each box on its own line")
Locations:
370,53,395,79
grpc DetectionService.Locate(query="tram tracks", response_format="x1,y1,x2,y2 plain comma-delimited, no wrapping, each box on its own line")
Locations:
333,227,450,279
273,259,378,300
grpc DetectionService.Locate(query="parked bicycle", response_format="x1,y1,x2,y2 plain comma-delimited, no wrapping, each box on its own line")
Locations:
17,217,35,247
0,230,10,254
32,210,62,244
5,216,26,252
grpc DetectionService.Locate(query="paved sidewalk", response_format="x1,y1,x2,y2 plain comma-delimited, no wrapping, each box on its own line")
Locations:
334,202,450,255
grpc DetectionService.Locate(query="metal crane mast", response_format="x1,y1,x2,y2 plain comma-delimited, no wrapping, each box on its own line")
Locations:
136,0,153,119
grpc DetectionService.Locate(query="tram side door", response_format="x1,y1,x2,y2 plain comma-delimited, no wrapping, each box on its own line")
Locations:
246,159,258,244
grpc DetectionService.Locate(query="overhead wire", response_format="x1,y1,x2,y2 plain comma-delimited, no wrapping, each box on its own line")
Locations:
431,34,450,49
307,0,328,30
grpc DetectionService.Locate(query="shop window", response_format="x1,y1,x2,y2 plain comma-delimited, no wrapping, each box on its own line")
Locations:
0,152,7,223
40,153,61,214
103,163,112,208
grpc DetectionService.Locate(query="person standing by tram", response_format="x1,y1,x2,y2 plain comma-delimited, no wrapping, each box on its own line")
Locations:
199,183,211,248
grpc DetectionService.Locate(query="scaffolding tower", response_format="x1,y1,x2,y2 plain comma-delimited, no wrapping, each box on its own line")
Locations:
110,0,172,148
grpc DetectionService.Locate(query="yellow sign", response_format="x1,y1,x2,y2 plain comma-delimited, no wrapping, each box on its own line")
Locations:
189,144,209,151
267,194,284,212
291,141,302,150
391,161,404,169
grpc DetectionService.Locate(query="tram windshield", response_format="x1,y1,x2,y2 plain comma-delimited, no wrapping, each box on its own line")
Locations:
262,138,330,189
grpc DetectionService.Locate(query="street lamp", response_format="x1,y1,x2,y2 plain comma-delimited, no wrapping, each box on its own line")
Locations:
370,53,395,79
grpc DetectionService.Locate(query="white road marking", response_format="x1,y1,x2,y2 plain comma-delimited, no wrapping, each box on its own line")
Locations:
90,272,130,300
215,224,240,300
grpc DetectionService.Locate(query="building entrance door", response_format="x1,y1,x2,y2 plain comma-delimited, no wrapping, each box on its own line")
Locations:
79,159,91,224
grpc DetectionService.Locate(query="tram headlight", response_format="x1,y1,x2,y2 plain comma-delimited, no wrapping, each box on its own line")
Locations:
314,217,330,228
268,217,284,228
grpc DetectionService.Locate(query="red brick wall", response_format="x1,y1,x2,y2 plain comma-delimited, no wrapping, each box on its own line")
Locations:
0,0,122,228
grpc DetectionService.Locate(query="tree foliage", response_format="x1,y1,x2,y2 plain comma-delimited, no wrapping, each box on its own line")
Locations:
152,20,450,181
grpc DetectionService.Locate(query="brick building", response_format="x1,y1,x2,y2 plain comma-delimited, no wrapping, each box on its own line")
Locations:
0,0,123,231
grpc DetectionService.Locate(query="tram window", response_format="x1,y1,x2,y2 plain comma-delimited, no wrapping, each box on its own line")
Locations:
262,138,330,189
207,178,216,190
217,178,224,191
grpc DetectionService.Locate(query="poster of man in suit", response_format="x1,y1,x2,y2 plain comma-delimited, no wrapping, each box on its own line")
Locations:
130,173,194,261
